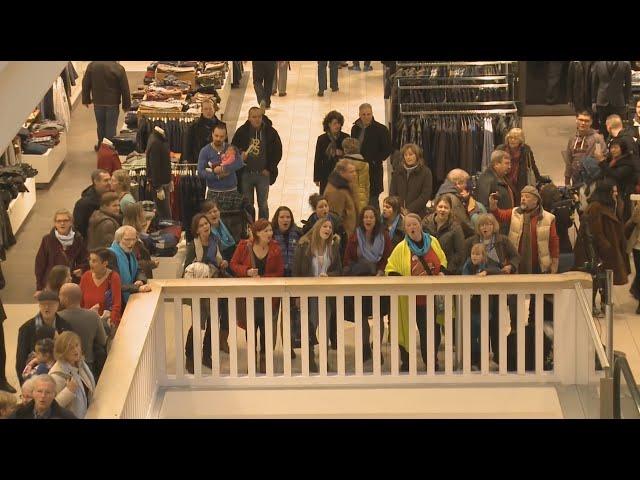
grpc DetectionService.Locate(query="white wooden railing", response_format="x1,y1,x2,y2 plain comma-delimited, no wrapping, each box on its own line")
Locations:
86,272,598,419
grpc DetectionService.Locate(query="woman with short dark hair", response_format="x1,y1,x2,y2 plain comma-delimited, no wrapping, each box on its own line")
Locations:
314,110,350,193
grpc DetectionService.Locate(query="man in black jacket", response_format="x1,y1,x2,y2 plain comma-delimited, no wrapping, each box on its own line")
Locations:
72,169,112,239
476,151,515,234
591,61,632,137
16,291,73,385
252,61,277,110
181,100,225,164
231,107,283,220
82,61,131,150
9,374,76,419
350,104,392,210
146,126,172,219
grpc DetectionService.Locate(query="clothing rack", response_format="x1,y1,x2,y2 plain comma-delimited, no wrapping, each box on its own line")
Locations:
137,111,200,120
399,108,518,116
397,61,515,67
398,83,509,90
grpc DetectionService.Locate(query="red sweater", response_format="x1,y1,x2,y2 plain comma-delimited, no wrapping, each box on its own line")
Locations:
492,207,560,264
343,230,392,272
79,270,123,326
97,144,122,174
230,240,284,278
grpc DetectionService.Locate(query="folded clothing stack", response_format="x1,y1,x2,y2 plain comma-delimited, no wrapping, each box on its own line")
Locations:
112,130,138,156
18,126,60,154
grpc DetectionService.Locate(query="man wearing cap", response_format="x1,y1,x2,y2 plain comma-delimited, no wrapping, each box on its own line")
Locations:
15,291,73,385
489,185,560,274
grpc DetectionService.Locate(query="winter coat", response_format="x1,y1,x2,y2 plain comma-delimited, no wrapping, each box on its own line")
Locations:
476,167,515,234
495,143,541,201
323,171,359,235
389,161,433,218
73,185,101,239
591,61,632,107
9,399,77,419
182,115,224,164
34,229,88,291
421,214,466,274
15,314,73,384
343,154,370,211
96,143,121,174
87,209,121,250
49,359,96,419
464,233,521,272
145,131,172,187
230,239,284,278
231,115,283,186
351,118,392,197
574,201,630,285
598,152,638,221
567,61,594,112
273,227,303,276
82,61,131,110
293,233,342,277
313,131,349,192
435,180,487,237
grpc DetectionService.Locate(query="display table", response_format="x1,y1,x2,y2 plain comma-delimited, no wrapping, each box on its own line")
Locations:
218,68,232,120
22,131,67,187
7,177,36,233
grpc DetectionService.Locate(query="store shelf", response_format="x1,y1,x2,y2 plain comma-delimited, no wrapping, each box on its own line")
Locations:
218,67,232,120
7,177,36,234
22,131,67,187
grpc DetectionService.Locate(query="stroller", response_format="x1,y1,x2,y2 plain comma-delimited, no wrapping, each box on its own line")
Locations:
206,189,254,242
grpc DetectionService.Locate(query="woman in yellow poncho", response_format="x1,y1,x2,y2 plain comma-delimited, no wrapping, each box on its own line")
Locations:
384,213,447,371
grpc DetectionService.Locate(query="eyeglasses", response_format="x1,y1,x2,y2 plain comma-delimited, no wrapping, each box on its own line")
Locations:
55,219,71,223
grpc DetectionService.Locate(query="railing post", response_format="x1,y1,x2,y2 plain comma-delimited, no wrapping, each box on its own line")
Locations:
605,270,614,378
155,296,167,386
600,270,615,418
554,289,578,385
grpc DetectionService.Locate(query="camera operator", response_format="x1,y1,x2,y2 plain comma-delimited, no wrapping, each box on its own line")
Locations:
573,179,630,287
540,182,576,255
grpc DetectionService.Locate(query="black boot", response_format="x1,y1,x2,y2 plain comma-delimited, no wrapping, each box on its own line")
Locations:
400,347,409,372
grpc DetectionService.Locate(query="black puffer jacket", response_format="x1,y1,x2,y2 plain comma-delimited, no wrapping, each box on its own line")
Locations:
73,185,101,239
389,162,433,217
351,117,392,197
181,115,225,164
421,213,466,274
81,61,131,110
146,131,172,188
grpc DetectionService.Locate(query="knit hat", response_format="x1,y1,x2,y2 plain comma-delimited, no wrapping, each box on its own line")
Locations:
37,290,59,303
520,185,541,205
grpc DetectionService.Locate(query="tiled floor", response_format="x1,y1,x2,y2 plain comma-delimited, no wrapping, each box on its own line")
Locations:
3,61,640,411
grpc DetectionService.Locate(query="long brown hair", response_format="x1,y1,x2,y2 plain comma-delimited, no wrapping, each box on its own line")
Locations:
250,219,272,246
309,217,334,256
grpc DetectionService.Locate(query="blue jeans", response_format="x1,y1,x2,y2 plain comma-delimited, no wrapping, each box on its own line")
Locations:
317,61,339,91
94,105,120,145
241,171,270,220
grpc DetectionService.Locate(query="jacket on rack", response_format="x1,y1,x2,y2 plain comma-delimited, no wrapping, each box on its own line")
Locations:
87,208,121,250
323,171,360,236
591,61,632,107
313,131,350,192
96,143,122,174
34,229,88,291
146,131,172,188
82,61,131,110
351,117,392,198
231,115,283,186
73,185,101,239
343,153,370,211
181,115,225,164
567,61,594,112
389,161,433,218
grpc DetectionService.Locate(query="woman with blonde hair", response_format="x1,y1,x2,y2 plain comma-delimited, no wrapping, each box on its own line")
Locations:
495,128,541,200
111,169,136,213
49,331,96,419
389,143,433,218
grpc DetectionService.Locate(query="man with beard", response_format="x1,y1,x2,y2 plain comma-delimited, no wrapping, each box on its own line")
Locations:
198,124,243,198
182,100,225,164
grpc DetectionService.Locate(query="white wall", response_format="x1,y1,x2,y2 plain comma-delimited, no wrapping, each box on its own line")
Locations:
0,61,68,153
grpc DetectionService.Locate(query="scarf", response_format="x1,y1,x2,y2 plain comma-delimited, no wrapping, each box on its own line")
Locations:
405,232,431,257
211,220,235,250
506,146,521,186
194,235,219,266
404,162,418,181
520,210,534,274
356,227,385,263
325,131,340,160
55,229,75,248
386,214,401,240
110,241,139,302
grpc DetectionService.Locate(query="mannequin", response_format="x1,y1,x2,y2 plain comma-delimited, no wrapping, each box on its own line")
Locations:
145,126,172,219
96,137,121,174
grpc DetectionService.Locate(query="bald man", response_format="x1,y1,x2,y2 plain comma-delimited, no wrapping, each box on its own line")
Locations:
605,114,639,157
59,283,107,378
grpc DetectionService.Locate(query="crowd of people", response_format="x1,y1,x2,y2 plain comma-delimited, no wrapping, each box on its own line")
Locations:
1,67,639,420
